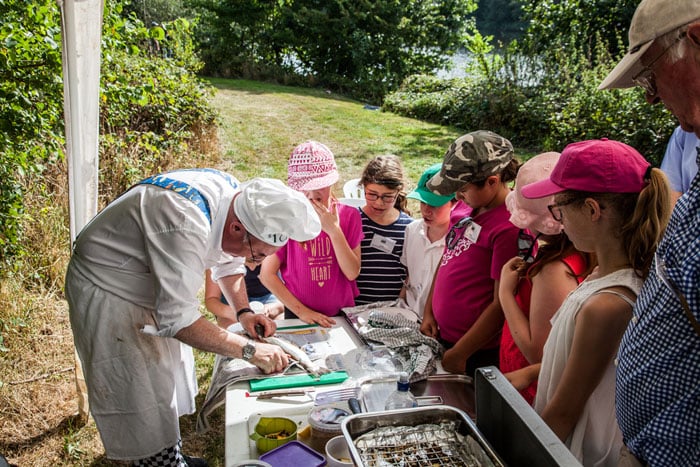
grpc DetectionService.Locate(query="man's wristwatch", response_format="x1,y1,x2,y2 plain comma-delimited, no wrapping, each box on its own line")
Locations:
241,339,256,361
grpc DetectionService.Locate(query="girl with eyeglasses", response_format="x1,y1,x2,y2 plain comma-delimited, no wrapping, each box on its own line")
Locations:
516,139,671,466
497,152,594,405
354,154,414,305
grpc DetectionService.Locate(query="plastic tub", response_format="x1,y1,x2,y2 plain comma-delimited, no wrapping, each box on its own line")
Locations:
307,403,350,453
259,440,326,467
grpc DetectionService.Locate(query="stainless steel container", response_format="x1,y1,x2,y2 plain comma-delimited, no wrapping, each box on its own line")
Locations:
341,405,504,466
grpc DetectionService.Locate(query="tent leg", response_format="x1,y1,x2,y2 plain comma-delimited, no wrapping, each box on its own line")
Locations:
74,349,89,422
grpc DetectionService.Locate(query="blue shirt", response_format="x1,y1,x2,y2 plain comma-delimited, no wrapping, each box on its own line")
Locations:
616,150,700,466
661,126,699,193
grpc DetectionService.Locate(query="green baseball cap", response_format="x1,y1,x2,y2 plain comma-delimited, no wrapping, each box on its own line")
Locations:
407,163,455,207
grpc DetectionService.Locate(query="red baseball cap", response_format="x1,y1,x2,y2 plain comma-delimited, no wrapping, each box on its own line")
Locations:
521,138,651,199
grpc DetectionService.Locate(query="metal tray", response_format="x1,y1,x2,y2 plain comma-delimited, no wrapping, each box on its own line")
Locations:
358,373,475,418
341,405,504,466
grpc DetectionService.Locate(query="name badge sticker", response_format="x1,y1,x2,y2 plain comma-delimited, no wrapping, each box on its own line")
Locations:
370,234,396,253
464,222,481,243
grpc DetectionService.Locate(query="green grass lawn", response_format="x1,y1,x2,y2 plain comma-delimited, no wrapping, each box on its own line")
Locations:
206,78,534,195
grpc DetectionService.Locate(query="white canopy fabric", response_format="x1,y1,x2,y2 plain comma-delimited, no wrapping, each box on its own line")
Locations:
59,0,104,419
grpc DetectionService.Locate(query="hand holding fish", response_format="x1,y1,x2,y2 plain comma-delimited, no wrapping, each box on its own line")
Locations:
248,341,290,374
239,310,277,338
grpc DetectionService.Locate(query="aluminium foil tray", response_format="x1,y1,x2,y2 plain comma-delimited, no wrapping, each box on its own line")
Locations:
341,405,504,466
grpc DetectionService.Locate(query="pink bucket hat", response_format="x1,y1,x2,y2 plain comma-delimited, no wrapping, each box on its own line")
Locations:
506,152,563,235
521,138,651,199
287,141,340,191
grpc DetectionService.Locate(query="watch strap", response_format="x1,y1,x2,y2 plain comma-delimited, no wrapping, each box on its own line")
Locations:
236,307,254,320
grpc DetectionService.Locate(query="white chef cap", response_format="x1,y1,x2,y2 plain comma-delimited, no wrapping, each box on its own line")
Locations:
233,178,321,246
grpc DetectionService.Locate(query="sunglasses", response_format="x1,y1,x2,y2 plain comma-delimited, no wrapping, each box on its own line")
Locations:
446,216,473,251
517,230,538,263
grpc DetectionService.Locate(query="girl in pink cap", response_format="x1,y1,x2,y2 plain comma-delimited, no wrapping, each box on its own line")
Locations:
260,141,363,327
516,139,671,466
498,152,594,405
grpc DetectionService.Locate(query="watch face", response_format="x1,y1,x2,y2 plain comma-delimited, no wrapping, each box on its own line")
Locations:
242,340,256,361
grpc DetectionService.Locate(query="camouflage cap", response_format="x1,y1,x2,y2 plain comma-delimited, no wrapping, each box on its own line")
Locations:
426,131,514,195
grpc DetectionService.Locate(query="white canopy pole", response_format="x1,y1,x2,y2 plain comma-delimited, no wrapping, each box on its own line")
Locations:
59,0,104,420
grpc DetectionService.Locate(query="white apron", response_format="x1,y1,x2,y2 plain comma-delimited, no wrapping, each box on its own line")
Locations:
65,170,244,460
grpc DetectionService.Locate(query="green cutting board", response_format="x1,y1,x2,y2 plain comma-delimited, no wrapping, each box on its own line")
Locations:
249,371,348,392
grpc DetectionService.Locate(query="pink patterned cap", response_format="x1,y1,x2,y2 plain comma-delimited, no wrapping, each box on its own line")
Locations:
287,141,340,191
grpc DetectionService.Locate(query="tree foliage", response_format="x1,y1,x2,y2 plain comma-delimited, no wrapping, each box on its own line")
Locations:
384,2,675,162
122,0,190,25
194,0,476,102
0,0,64,263
474,0,526,44
520,0,637,60
0,0,216,273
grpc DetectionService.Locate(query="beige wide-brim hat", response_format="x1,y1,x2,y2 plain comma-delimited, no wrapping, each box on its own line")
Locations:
599,0,700,90
506,152,563,236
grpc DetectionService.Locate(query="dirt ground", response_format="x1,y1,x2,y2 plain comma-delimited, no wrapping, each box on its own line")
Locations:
0,290,227,466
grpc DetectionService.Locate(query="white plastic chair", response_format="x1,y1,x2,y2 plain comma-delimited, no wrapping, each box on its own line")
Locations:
339,178,365,207
343,178,364,199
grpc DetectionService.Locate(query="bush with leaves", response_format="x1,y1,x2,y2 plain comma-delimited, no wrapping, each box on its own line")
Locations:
0,0,64,268
0,0,217,279
384,25,675,161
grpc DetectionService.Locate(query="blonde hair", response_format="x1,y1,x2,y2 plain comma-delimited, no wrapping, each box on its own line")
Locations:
621,168,671,277
360,154,411,215
558,168,671,278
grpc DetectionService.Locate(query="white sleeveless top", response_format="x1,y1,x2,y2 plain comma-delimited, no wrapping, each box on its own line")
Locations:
534,268,642,467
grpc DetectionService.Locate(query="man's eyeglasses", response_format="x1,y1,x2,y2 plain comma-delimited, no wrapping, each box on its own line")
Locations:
246,234,266,263
632,31,686,96
364,190,398,203
547,199,578,222
518,230,538,263
446,216,473,250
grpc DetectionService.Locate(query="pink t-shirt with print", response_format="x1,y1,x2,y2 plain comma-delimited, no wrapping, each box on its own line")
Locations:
432,201,521,345
276,203,364,316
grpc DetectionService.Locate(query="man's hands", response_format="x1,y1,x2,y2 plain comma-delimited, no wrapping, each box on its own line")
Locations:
238,312,289,373
248,341,289,374
239,310,276,337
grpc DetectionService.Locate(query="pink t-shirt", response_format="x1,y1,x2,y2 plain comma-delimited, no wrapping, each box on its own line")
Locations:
432,201,520,345
276,203,363,316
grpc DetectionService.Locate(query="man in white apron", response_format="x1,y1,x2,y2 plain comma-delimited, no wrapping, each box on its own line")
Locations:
65,171,321,466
